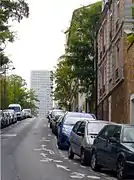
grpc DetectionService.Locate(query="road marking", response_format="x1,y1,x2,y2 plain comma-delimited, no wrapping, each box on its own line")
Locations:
70,172,85,179
87,175,100,179
42,147,55,155
40,159,49,162
40,153,47,158
64,157,68,160
41,144,47,148
80,165,86,168
34,148,42,151
53,160,63,163
1,133,17,137
56,164,71,171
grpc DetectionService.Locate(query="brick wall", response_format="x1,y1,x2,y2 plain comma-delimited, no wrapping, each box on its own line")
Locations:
111,36,134,123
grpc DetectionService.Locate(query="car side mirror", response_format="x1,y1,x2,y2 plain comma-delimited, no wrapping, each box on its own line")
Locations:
77,131,84,137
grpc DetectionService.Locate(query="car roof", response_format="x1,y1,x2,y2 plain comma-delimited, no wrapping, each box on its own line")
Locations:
65,112,94,118
78,119,114,123
103,123,134,128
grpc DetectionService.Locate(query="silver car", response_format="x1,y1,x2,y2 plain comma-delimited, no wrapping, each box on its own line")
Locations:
7,109,17,124
68,120,112,165
3,110,10,126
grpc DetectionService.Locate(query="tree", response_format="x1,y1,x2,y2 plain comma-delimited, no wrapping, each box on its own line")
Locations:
53,57,74,109
0,0,29,45
0,74,39,115
64,1,102,93
53,2,102,111
0,0,29,66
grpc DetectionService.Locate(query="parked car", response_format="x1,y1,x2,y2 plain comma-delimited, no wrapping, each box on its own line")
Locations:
50,109,65,128
8,104,22,120
57,112,95,150
3,110,10,126
68,120,112,165
22,109,32,119
46,110,52,123
51,111,66,134
54,115,64,137
0,110,3,128
91,124,134,179
7,109,17,124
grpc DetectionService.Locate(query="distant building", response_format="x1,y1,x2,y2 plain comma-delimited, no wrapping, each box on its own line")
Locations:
30,70,53,117
97,0,134,123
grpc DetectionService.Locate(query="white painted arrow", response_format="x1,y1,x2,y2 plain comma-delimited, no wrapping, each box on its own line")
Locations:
56,164,71,171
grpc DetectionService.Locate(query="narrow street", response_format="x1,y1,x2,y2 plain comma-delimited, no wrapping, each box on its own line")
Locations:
1,118,118,180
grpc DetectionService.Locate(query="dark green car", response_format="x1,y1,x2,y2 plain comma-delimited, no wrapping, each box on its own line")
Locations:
91,124,134,179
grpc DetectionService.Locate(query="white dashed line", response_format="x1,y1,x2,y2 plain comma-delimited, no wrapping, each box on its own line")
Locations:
56,164,71,171
70,172,85,179
33,148,42,151
53,160,63,163
1,133,17,137
80,165,86,168
87,175,100,179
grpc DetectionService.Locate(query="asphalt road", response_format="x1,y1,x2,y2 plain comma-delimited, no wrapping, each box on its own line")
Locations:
1,117,118,180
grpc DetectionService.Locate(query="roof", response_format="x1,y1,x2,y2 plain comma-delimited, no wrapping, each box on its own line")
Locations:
8,104,21,107
104,123,134,127
66,112,94,119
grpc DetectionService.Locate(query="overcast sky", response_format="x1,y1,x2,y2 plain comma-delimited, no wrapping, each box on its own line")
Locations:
6,0,99,87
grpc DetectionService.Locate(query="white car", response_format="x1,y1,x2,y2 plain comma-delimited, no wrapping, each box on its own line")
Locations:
22,109,32,119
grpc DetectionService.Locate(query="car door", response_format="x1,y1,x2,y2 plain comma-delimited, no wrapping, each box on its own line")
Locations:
75,122,86,156
105,125,121,169
96,125,115,166
70,121,82,154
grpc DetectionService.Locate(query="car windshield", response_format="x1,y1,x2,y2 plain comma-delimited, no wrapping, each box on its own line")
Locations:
64,117,81,125
122,127,134,143
88,122,108,135
9,107,21,112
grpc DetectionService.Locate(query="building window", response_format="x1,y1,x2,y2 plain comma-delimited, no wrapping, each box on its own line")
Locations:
103,64,106,93
109,11,113,41
109,50,113,82
115,39,120,80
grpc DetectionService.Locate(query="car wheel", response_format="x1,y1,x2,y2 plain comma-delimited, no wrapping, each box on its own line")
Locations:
116,157,126,179
91,151,101,171
57,140,63,150
68,146,74,159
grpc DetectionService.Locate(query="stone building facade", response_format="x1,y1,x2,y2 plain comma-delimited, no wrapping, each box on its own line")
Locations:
97,0,134,123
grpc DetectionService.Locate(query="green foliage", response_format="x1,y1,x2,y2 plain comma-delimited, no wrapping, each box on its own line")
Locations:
0,0,29,66
0,0,29,44
127,33,134,43
0,74,39,115
53,1,102,108
65,2,101,93
53,58,74,109
0,52,9,66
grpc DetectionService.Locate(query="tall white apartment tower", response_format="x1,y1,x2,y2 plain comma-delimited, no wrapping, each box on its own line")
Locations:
30,70,53,117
